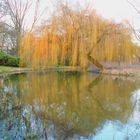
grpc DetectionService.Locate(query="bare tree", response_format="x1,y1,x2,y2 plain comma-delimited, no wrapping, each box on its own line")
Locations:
127,0,140,41
127,0,140,63
4,0,32,54
1,0,44,55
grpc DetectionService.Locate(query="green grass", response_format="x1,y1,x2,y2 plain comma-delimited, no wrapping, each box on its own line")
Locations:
0,66,20,74
0,66,81,75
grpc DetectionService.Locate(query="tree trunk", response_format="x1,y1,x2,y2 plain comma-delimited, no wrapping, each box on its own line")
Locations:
87,54,104,70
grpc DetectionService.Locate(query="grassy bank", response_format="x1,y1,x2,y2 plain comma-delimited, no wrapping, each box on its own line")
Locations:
0,66,81,76
0,65,140,77
0,66,26,75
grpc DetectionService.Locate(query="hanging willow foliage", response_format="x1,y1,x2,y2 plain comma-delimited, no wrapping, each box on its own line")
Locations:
20,4,139,69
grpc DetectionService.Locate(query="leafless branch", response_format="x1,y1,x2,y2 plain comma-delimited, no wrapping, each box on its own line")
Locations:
127,0,140,15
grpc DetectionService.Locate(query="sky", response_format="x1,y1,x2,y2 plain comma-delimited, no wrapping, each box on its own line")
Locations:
93,0,140,28
25,0,140,30
60,0,140,28
63,0,140,28
93,0,135,21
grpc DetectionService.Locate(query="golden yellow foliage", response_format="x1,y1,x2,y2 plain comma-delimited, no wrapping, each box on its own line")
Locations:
20,5,139,69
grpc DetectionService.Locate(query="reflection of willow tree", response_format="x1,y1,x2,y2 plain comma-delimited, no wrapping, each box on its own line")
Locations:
0,73,140,139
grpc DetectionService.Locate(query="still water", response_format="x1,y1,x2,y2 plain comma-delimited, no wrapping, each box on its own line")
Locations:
0,72,140,140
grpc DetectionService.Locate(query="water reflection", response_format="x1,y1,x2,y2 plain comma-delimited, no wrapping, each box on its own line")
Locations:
0,72,140,140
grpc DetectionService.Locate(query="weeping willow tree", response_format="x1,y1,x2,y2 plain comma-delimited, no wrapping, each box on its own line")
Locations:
93,23,139,64
20,3,139,70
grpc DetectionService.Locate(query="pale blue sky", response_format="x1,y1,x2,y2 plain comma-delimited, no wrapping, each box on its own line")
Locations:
60,0,139,28
93,0,139,28
69,0,140,28
26,0,140,30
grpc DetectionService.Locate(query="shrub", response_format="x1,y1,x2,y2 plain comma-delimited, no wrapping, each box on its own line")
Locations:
0,52,8,65
0,52,19,67
7,56,19,67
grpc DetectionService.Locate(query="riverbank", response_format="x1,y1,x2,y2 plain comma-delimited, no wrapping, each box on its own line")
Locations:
0,66,32,76
0,66,81,76
0,65,140,77
102,65,140,77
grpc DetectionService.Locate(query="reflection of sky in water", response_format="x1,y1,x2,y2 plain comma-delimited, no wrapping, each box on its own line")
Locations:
1,74,140,140
92,89,140,140
92,121,140,140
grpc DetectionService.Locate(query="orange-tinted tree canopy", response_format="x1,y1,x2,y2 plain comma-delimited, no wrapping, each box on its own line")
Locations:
20,5,139,69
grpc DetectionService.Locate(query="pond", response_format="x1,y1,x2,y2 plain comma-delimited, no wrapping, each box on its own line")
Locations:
0,72,140,140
